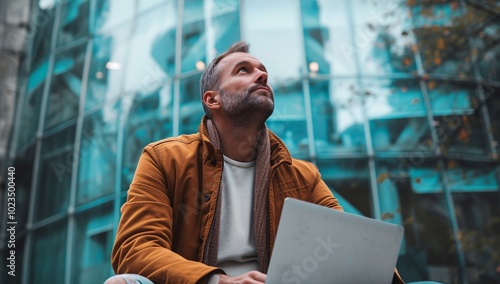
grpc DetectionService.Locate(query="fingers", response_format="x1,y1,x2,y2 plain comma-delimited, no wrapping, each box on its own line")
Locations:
218,270,267,284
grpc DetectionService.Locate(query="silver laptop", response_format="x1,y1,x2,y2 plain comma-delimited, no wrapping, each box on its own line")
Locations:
266,198,404,284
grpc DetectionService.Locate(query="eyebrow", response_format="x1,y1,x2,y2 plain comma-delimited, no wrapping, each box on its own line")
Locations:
233,60,268,73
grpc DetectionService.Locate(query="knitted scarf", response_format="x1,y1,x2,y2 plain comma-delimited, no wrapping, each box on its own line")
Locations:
203,118,271,273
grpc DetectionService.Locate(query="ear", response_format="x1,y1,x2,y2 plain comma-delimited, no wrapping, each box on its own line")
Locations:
203,90,221,111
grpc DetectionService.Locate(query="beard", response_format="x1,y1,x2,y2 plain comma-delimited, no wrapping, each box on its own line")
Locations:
219,87,274,127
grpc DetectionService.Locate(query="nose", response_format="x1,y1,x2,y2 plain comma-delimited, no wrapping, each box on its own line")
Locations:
255,69,268,85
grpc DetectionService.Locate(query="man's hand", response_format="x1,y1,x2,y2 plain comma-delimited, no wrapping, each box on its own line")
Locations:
217,271,266,284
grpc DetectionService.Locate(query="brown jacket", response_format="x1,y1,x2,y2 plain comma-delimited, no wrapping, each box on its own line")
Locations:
111,117,403,283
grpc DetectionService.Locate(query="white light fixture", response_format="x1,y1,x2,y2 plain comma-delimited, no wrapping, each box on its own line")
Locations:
106,61,122,70
309,62,319,72
196,61,206,71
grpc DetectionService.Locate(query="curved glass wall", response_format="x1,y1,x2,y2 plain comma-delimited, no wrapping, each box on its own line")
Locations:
2,0,499,283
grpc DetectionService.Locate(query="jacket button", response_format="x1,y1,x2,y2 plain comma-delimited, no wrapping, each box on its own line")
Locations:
210,158,217,165
204,194,211,202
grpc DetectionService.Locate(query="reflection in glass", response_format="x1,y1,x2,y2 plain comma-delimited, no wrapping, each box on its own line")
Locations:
72,203,114,284
36,125,76,221
31,4,56,66
29,220,67,283
309,80,366,156
57,0,90,45
317,159,372,217
485,86,500,155
86,24,130,109
18,84,44,148
45,44,86,130
181,0,206,73
376,159,459,282
11,146,35,229
207,0,240,57
122,83,173,189
351,0,416,75
179,75,203,134
123,1,175,93
243,0,302,84
94,0,135,32
77,110,117,205
453,191,500,283
301,0,355,75
365,79,432,152
268,82,308,158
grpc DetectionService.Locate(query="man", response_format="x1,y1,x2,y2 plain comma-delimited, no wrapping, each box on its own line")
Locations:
108,41,403,284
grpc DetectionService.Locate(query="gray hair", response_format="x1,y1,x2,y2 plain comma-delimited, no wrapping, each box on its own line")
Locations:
200,41,250,118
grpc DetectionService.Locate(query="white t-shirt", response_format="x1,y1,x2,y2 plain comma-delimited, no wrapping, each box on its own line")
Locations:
216,155,259,276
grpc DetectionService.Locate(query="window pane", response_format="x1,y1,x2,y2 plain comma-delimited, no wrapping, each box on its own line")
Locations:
365,79,432,152
351,0,417,75
452,191,500,283
77,110,117,205
180,0,206,73
45,44,87,130
72,203,114,284
243,0,302,84
268,82,309,158
309,80,366,156
179,75,203,134
94,0,135,32
57,0,90,45
29,220,67,283
122,83,173,190
86,24,131,109
123,1,176,93
207,0,240,57
301,0,354,76
36,125,76,221
317,159,372,217
31,4,56,66
411,1,472,76
12,146,36,230
18,81,44,148
376,159,460,282
485,85,500,156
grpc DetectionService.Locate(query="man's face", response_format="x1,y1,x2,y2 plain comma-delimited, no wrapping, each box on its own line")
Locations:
215,52,274,122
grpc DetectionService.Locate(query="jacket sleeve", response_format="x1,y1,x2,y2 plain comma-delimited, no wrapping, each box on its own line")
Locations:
111,145,223,284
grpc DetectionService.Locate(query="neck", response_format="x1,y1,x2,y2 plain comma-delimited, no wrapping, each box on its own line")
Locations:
213,119,265,162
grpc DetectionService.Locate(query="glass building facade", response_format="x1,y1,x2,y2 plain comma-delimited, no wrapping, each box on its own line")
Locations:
1,0,499,283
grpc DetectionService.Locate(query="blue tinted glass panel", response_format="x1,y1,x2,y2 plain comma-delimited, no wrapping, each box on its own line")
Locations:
11,146,36,229
86,24,131,109
76,110,117,205
29,220,67,283
94,0,135,33
445,160,499,193
485,85,500,155
364,79,432,152
375,159,460,282
72,203,114,283
411,2,472,76
122,82,173,189
301,0,356,75
122,1,177,93
179,75,203,134
31,4,56,66
317,159,372,217
452,190,500,283
36,125,76,221
268,82,309,158
350,0,417,75
18,84,44,148
181,0,206,73
45,44,87,130
57,0,89,45
243,0,302,84
207,0,240,58
309,80,366,156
